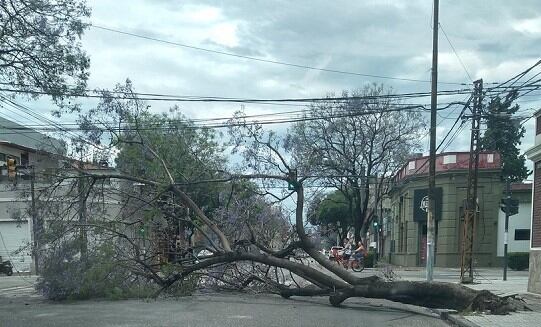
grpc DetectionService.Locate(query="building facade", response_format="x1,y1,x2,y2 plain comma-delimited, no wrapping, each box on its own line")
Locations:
386,152,503,267
0,116,65,272
496,183,532,257
0,117,122,273
524,110,541,294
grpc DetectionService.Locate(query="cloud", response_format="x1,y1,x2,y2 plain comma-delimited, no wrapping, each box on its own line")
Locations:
12,0,541,160
513,17,541,36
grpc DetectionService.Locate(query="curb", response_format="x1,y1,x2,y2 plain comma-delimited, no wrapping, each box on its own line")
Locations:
438,311,481,327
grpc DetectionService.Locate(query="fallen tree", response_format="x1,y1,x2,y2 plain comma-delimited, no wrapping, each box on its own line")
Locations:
34,82,526,314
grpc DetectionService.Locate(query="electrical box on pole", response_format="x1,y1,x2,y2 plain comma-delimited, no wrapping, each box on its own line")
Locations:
460,79,483,284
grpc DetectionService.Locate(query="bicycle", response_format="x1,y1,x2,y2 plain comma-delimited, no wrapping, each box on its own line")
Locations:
331,249,365,272
349,255,365,272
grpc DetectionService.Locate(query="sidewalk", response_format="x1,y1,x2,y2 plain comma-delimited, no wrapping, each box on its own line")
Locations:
375,267,541,327
459,292,541,327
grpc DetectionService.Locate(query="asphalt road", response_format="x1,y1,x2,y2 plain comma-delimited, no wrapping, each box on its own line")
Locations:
0,276,448,327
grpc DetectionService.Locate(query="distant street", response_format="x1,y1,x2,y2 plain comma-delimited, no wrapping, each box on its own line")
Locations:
0,275,449,327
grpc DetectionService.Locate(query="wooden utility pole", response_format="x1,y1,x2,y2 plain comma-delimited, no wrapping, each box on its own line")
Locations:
426,0,439,282
460,79,483,284
30,165,39,274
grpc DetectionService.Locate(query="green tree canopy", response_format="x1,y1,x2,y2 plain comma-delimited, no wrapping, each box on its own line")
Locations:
308,190,353,240
480,91,529,182
0,0,90,99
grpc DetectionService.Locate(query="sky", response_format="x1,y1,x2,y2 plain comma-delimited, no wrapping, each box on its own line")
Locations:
9,0,541,168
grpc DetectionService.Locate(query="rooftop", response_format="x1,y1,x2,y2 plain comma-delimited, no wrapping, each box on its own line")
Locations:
393,151,501,183
0,116,65,155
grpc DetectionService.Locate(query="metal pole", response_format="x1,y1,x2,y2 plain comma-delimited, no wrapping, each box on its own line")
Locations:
427,0,439,282
503,177,510,281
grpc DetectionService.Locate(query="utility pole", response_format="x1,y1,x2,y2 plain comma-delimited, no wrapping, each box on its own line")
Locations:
30,165,39,275
503,177,511,281
78,159,87,261
426,0,439,282
460,79,483,284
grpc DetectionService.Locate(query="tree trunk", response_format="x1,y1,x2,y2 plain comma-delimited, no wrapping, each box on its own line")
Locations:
353,188,362,244
328,280,522,314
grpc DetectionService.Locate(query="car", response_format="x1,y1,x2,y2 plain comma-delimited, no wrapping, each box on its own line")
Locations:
328,246,344,261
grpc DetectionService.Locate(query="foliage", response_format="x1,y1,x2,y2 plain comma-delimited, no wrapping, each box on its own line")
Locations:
480,91,529,182
0,0,90,101
79,80,226,212
36,241,161,300
214,194,290,246
307,190,352,239
508,252,529,271
286,84,425,242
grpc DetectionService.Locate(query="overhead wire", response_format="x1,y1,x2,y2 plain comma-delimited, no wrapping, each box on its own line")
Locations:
439,22,474,83
90,24,468,86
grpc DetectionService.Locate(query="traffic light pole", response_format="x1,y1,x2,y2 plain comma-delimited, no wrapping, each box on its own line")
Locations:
503,177,510,281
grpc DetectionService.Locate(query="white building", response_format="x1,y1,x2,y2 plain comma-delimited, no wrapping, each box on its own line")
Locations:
0,116,123,273
497,183,532,256
0,116,65,272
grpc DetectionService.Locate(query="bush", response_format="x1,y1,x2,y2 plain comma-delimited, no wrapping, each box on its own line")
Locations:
36,241,161,301
508,252,529,271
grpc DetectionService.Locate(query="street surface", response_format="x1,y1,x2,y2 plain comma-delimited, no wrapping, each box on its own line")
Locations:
0,275,448,327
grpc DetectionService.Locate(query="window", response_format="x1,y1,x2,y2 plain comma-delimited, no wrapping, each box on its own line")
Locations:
408,161,415,170
487,153,494,163
443,154,456,164
537,116,541,135
21,153,29,166
514,229,530,241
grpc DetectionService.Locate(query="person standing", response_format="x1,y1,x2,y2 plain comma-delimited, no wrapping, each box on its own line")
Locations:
343,238,352,269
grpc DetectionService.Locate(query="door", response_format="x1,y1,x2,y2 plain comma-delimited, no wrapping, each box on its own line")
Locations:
0,221,32,272
420,224,427,265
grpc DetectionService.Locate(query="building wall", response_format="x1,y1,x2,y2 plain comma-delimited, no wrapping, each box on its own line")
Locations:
533,163,541,248
497,189,532,256
520,110,541,294
529,162,541,294
388,170,502,267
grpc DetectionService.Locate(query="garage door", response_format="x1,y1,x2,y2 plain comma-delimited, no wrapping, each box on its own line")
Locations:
0,221,32,272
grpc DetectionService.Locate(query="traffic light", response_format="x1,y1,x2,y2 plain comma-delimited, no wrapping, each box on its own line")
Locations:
7,158,16,178
138,224,146,237
500,198,519,216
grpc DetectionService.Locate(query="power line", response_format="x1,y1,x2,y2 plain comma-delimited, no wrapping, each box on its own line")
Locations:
0,86,475,104
439,23,474,83
0,104,434,133
90,24,468,86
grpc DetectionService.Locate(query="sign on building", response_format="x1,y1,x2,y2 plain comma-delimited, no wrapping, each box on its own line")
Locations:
413,188,443,221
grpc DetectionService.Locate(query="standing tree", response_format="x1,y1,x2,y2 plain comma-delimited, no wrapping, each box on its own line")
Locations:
480,91,529,182
307,190,353,243
0,0,90,99
286,84,425,243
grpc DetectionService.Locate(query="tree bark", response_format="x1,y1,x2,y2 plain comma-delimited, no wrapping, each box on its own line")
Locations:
329,280,521,314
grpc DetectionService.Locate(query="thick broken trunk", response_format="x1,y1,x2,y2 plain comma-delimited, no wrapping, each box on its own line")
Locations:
328,280,522,314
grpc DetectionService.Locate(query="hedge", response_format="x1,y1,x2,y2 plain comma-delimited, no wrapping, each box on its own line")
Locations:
508,252,529,271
